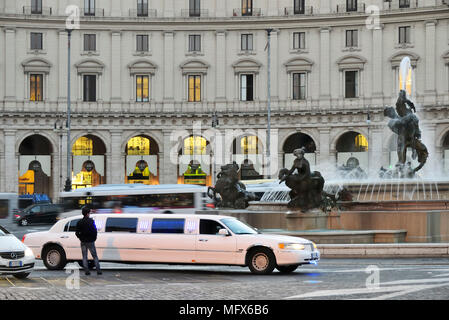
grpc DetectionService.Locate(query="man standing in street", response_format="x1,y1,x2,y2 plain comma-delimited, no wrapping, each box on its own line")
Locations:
75,206,102,275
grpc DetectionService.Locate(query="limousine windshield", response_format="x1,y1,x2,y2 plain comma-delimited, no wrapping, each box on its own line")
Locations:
220,218,258,235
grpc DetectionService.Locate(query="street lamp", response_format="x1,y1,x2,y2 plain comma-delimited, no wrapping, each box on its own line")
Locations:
63,28,73,192
266,29,273,179
54,119,64,193
211,112,219,186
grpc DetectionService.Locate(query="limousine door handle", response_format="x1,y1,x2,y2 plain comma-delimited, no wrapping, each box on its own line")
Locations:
60,236,69,239
198,239,208,242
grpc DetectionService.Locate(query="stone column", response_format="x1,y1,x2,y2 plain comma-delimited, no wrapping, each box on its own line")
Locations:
58,31,68,101
424,20,437,103
369,127,384,175
270,29,279,101
4,28,16,103
4,0,16,14
215,30,227,105
319,27,331,108
215,0,226,17
164,0,174,17
372,24,384,104
423,123,437,172
163,32,175,111
110,130,124,184
318,128,331,166
267,0,279,16
4,130,18,193
110,0,121,17
110,31,122,108
161,130,178,184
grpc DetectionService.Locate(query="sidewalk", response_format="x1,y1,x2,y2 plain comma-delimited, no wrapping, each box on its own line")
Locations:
317,243,449,258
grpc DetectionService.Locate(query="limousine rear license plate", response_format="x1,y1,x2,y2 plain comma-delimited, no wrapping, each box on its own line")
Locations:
9,261,23,268
310,252,319,260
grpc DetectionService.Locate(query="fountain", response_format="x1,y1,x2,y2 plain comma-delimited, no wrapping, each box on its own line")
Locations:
204,57,449,244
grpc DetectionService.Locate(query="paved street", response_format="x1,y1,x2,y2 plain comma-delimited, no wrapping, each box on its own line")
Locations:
1,258,449,300
2,221,449,300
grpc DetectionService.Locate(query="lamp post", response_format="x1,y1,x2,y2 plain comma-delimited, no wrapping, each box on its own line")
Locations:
64,28,73,192
266,29,273,179
211,112,219,186
54,119,64,193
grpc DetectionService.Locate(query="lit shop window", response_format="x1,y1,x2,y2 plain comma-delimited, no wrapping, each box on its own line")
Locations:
73,136,93,156
241,136,259,155
127,136,150,156
184,136,207,155
355,134,368,152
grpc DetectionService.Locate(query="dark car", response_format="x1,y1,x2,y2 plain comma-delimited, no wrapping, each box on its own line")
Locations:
15,204,64,226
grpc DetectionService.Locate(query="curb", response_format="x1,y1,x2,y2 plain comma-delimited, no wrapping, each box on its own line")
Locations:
317,243,449,258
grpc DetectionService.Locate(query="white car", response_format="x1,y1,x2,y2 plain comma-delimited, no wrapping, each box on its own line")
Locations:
0,225,35,279
24,213,320,275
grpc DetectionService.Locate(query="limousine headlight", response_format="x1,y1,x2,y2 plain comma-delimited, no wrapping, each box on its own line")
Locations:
278,243,305,250
25,247,34,257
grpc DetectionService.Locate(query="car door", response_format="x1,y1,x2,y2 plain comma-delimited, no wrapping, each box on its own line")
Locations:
27,205,42,224
195,219,237,265
41,205,54,223
147,217,197,264
58,218,83,260
100,217,142,262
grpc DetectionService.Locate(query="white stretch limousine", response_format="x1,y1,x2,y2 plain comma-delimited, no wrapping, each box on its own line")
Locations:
24,214,320,274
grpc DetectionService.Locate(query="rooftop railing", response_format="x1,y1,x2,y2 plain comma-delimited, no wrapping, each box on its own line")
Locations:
281,6,314,16
82,7,105,17
336,2,366,13
232,8,262,17
180,9,209,17
22,6,53,16
129,8,157,18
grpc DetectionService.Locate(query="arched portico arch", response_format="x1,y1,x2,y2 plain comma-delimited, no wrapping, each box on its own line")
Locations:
282,132,317,169
18,134,53,197
178,135,212,186
335,131,369,172
71,134,106,189
125,135,160,185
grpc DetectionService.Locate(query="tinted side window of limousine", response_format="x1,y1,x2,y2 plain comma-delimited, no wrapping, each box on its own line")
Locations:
105,218,138,233
64,219,81,232
151,219,185,234
200,219,224,235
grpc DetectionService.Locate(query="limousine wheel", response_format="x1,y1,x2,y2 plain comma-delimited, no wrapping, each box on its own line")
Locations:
42,245,67,270
247,248,276,275
276,264,299,274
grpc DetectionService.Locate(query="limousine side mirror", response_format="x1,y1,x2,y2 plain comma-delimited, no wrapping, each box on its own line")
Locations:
218,228,230,236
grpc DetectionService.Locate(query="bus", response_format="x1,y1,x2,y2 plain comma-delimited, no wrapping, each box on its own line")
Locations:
59,184,211,218
0,193,19,222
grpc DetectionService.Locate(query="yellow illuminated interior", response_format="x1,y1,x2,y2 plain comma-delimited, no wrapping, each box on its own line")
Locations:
127,136,150,155
184,136,206,155
355,134,368,152
241,136,259,154
136,75,149,102
19,170,35,195
188,75,201,102
72,136,93,156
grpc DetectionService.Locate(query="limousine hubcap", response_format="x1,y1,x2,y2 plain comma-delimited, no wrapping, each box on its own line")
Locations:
252,253,269,271
46,250,61,267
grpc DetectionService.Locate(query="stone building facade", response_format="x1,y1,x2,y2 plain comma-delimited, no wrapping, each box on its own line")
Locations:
0,0,449,200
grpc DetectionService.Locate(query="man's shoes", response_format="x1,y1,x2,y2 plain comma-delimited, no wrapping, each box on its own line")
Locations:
97,271,102,275
85,271,91,276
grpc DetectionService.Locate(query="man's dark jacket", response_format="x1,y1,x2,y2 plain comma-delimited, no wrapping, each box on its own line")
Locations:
75,217,98,243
